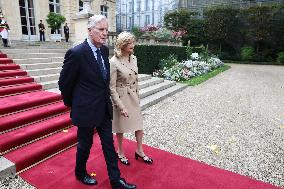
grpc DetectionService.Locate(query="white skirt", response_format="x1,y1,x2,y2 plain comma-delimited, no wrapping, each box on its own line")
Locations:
1,29,8,39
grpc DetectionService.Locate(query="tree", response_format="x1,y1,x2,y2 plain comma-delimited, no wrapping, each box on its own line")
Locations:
164,9,196,31
46,12,66,34
241,5,275,54
204,6,240,53
164,9,199,45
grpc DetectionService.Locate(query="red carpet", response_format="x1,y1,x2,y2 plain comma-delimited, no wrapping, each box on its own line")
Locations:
0,76,34,86
20,138,281,189
0,53,74,173
4,126,77,171
0,101,68,132
0,91,62,115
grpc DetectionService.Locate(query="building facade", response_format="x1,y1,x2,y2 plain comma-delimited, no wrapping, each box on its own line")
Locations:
0,0,116,41
116,0,284,31
116,0,176,32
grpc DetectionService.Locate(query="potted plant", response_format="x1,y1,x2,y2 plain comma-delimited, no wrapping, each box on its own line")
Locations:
46,12,66,41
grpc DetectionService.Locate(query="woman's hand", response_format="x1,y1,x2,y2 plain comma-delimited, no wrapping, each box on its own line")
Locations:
120,109,129,118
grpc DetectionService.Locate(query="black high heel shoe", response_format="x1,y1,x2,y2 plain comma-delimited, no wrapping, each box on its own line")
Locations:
135,152,153,164
117,153,130,165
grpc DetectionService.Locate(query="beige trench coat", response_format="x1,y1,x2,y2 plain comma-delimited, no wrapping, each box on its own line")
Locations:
109,55,143,133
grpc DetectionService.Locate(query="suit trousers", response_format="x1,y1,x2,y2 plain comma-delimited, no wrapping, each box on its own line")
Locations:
39,31,45,41
75,112,121,181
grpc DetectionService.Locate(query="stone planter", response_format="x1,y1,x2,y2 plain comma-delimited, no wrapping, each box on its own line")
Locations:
50,34,62,42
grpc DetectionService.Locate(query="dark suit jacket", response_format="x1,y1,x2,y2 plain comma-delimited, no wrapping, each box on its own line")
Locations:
58,40,113,127
64,26,69,34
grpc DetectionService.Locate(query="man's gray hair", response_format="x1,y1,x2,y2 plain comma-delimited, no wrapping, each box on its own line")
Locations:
87,15,107,29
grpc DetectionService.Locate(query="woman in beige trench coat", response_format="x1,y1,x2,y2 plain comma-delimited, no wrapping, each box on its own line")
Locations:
109,32,153,165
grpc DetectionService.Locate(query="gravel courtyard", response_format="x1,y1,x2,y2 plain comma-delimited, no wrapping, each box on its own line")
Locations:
1,63,284,188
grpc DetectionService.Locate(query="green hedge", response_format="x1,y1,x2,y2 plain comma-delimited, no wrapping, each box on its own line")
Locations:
134,45,187,74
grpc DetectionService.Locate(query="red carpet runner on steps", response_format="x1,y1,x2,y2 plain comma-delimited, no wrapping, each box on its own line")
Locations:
0,52,76,173
0,53,282,188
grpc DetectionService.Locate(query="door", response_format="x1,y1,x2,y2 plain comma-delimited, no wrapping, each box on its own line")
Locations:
19,0,37,40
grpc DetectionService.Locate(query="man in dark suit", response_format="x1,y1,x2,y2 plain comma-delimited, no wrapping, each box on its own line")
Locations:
63,23,69,42
58,15,136,189
38,20,45,41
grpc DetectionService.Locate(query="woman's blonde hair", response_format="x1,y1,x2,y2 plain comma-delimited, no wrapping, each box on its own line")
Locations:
114,31,136,58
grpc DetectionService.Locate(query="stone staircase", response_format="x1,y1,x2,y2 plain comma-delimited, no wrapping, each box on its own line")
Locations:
1,47,187,111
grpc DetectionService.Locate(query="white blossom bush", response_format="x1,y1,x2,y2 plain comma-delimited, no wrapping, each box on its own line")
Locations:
153,52,224,81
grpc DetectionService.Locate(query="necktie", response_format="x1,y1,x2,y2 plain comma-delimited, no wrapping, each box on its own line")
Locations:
96,49,107,80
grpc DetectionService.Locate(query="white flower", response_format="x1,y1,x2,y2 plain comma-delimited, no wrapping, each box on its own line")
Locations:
191,53,199,60
184,60,193,68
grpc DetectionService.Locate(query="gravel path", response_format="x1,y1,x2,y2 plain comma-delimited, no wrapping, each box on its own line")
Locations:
1,63,284,188
135,63,284,188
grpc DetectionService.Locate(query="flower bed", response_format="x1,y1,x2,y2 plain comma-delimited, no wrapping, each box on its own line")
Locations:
153,52,224,81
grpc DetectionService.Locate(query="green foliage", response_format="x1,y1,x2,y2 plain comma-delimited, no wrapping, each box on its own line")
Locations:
164,9,203,45
186,19,205,46
164,9,197,31
276,52,284,64
46,12,66,31
159,54,179,69
181,65,230,86
186,45,211,61
241,5,275,53
134,45,187,74
204,6,240,53
131,26,143,38
241,46,254,61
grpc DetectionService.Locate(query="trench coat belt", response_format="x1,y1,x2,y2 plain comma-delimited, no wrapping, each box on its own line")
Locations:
116,83,137,94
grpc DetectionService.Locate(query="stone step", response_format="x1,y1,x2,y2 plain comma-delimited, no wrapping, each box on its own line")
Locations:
1,49,68,54
13,57,64,64
27,68,62,76
41,81,59,90
37,73,153,86
140,83,187,110
8,40,73,49
138,77,164,89
34,73,60,83
139,80,176,99
40,74,161,90
8,53,65,59
138,74,151,82
20,62,63,70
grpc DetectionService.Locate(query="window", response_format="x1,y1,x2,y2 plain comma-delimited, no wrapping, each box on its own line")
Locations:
136,1,141,11
79,0,83,12
129,17,132,29
49,0,60,13
145,15,150,26
100,5,108,17
145,0,150,11
19,0,36,36
129,2,132,13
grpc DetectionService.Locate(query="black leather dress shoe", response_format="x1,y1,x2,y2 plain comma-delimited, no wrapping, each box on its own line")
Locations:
76,174,98,185
110,178,136,189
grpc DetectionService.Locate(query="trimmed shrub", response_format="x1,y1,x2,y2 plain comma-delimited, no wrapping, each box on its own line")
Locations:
134,45,187,74
277,52,284,64
241,46,254,61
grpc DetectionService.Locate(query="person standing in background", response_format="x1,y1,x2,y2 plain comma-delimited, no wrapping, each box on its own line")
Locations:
0,17,10,47
38,20,45,42
64,23,70,42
